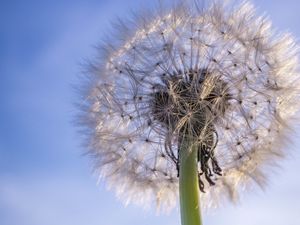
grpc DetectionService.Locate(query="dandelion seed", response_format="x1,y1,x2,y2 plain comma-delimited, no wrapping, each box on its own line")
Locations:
78,0,300,222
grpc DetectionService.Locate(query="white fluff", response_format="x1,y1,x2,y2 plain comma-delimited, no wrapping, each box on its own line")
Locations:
78,0,300,212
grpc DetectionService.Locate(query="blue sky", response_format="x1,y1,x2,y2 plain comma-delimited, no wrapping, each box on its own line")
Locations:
1,0,300,225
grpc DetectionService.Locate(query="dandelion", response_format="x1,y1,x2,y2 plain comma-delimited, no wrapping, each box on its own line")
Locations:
78,1,300,224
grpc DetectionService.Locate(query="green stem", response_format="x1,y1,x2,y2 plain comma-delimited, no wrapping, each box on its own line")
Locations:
179,137,203,225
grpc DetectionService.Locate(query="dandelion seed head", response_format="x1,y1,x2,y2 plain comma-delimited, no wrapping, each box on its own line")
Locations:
79,0,300,212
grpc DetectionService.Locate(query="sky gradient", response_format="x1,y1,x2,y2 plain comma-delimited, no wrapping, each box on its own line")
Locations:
1,1,300,225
